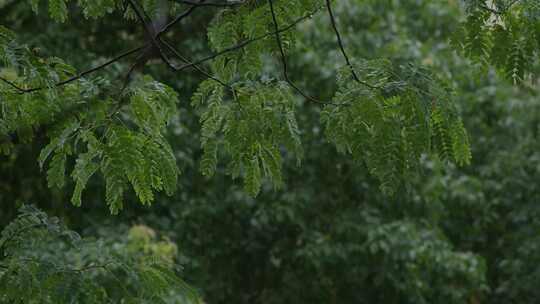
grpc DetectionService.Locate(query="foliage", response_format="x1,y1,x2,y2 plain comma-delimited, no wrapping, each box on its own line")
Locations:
0,205,200,303
1,24,180,213
1,0,540,304
455,0,540,84
192,80,303,196
1,0,472,211
322,60,470,194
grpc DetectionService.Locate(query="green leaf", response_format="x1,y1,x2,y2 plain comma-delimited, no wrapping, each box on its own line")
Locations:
70,133,101,207
49,0,69,22
244,155,262,196
47,149,67,188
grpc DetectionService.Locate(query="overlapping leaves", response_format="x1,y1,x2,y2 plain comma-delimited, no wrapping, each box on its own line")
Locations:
0,205,201,303
192,79,302,196
38,79,180,214
455,0,540,84
322,60,471,194
1,27,180,213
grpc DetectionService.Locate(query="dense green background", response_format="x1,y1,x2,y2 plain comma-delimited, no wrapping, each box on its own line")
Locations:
1,0,540,303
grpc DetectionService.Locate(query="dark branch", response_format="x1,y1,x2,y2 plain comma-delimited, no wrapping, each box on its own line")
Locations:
173,12,315,71
267,0,338,105
124,0,236,98
160,39,235,94
0,76,27,92
120,1,201,92
2,7,316,97
157,4,198,37
127,0,175,70
120,61,140,94
1,0,199,95
325,0,377,90
1,46,145,94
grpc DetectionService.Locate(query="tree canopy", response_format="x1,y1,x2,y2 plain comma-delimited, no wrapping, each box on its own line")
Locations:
1,0,540,303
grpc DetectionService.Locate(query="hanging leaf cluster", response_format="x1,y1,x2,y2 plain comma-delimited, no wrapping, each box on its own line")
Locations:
454,0,540,84
1,27,180,213
322,60,471,194
192,79,303,196
0,0,475,209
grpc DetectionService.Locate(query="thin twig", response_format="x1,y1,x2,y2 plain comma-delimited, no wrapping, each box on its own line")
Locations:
160,39,234,93
127,0,175,70
3,9,318,97
0,76,27,92
267,0,339,105
1,1,198,96
1,46,146,94
173,12,315,72
325,0,377,90
33,45,146,92
119,61,139,95
120,1,201,93
157,4,198,37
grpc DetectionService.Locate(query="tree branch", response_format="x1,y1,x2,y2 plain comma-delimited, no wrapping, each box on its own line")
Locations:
173,12,315,73
1,46,146,94
267,0,339,105
1,7,317,97
0,76,27,92
126,0,175,70
325,0,378,90
157,3,199,37
161,38,235,94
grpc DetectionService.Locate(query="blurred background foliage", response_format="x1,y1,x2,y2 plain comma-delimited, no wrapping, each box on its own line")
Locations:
1,0,540,303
